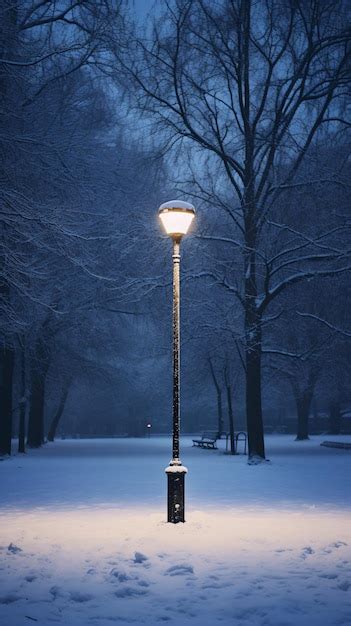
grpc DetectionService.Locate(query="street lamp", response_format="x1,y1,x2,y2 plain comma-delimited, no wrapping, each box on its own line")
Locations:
158,199,195,524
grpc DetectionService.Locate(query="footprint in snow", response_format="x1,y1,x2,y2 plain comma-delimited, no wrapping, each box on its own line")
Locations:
70,591,93,603
110,568,135,582
337,581,350,592
323,541,348,554
275,548,293,554
0,594,22,604
110,568,150,589
301,546,315,559
25,574,37,582
114,586,149,598
202,581,233,589
49,585,64,600
165,564,194,577
7,543,23,554
133,552,148,564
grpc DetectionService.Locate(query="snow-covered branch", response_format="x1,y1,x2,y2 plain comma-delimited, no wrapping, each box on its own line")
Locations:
297,312,351,338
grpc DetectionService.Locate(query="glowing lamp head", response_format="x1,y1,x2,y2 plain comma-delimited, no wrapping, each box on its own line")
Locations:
158,200,195,239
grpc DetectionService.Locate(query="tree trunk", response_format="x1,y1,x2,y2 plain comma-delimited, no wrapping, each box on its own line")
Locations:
244,205,265,461
47,380,71,442
208,358,224,438
226,384,235,454
18,344,26,454
216,391,224,439
0,346,14,455
27,368,45,448
245,305,265,459
328,401,341,435
295,392,312,440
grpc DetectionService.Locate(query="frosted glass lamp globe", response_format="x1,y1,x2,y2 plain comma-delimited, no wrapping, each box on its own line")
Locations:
158,200,195,238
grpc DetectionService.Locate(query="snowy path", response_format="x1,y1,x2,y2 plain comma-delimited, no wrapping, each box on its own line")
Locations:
0,435,350,625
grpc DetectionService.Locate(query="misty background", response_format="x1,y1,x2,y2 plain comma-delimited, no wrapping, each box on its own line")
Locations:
0,0,350,453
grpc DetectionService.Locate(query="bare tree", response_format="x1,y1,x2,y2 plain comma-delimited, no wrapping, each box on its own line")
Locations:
264,272,350,439
116,0,351,459
0,0,123,454
0,5,165,453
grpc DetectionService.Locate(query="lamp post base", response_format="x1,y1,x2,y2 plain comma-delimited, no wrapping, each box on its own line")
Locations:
165,464,187,523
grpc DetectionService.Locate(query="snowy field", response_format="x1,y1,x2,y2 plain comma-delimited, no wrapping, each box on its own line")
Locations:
0,434,350,626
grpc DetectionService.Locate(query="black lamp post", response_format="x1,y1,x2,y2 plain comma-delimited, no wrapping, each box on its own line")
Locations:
158,200,196,524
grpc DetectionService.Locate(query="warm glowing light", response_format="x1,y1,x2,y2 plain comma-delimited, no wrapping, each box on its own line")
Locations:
159,200,195,237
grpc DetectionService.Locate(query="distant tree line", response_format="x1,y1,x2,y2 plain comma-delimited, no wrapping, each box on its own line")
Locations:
0,0,165,455
1,1,350,460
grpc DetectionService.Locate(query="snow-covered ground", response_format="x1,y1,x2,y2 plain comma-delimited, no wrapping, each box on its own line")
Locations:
0,434,350,626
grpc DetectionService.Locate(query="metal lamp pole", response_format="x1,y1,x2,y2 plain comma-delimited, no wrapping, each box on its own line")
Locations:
172,237,181,464
165,235,186,523
158,200,195,524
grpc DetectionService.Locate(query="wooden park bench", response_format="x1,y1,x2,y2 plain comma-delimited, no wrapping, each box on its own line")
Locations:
192,431,219,449
320,441,351,450
192,430,248,454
